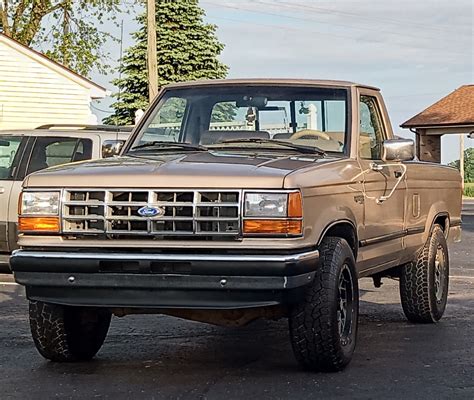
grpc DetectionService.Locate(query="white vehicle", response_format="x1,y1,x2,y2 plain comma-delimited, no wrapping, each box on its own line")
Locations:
0,125,131,270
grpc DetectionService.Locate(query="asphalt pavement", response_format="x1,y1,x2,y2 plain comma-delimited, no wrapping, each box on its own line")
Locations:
0,202,473,399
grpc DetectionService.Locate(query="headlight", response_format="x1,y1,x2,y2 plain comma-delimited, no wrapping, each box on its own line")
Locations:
243,191,303,236
18,191,61,233
244,193,288,217
20,191,60,215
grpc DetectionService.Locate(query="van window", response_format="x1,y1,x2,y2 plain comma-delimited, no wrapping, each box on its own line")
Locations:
0,136,23,180
27,137,93,175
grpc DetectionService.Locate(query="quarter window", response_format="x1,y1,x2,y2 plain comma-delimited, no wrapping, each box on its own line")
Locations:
359,96,386,159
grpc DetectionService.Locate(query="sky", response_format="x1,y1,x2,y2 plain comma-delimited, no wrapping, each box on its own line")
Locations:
90,0,474,164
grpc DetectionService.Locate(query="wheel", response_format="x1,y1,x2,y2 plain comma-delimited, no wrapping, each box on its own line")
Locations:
289,237,359,372
29,301,111,362
400,224,449,323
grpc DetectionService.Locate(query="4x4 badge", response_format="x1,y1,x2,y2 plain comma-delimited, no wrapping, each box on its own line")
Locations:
137,205,165,217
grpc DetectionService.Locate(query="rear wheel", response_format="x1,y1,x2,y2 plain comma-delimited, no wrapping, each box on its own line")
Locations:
29,300,111,362
289,237,359,372
400,224,449,323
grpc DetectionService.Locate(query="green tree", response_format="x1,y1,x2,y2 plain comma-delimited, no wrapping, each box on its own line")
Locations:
449,147,474,182
0,0,121,76
104,0,229,126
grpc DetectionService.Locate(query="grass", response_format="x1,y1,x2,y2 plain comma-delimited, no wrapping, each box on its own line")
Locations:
464,182,474,198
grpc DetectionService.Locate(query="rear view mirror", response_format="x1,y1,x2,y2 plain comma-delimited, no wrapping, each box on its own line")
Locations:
0,140,9,146
102,140,125,158
382,139,415,162
236,96,268,108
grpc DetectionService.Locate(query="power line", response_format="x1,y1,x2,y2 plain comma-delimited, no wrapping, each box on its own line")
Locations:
207,0,467,45
204,10,468,57
256,0,470,36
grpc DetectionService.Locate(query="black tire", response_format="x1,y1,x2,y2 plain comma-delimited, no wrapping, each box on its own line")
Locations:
400,224,449,323
29,301,111,362
289,237,359,372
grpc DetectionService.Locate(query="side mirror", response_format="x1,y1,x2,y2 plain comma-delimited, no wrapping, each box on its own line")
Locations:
102,140,125,158
382,139,414,162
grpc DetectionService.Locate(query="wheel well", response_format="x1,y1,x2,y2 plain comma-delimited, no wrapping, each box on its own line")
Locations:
322,222,358,257
433,214,448,232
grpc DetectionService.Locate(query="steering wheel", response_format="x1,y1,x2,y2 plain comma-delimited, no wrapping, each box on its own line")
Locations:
290,129,331,141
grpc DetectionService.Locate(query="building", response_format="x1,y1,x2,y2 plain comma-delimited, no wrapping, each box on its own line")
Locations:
0,33,107,130
401,85,474,163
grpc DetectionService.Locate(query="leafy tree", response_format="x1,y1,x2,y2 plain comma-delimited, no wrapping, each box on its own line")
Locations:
0,0,121,76
104,0,229,126
449,147,474,183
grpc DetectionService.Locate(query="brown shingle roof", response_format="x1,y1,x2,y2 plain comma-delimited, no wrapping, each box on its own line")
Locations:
401,85,474,128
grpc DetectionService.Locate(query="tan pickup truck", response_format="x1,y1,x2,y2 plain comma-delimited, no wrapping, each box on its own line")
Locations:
10,79,462,372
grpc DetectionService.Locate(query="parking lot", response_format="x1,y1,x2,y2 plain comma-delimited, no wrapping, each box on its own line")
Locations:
1,201,473,399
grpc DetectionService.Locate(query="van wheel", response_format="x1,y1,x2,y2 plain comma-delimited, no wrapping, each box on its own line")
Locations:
400,224,449,323
29,301,111,362
289,237,359,372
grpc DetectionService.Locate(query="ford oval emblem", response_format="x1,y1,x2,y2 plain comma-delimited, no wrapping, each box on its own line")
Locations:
137,205,165,217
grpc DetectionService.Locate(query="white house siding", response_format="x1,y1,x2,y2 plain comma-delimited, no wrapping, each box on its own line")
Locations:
0,39,100,130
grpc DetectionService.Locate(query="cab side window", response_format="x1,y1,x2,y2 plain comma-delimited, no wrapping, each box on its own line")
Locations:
359,96,386,160
27,137,93,175
0,136,24,180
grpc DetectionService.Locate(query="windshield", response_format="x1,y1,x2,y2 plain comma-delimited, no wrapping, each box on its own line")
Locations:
128,85,349,155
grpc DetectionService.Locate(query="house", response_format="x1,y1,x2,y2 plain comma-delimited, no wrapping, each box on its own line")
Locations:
401,85,474,163
0,33,107,129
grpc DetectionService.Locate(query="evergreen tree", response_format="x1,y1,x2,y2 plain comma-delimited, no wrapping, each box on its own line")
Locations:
105,0,228,125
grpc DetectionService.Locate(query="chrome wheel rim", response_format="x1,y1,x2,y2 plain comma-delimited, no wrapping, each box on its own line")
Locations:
434,245,446,302
337,264,354,345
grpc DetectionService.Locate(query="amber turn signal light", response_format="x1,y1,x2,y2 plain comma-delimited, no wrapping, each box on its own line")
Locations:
288,192,303,218
243,219,302,235
18,217,60,233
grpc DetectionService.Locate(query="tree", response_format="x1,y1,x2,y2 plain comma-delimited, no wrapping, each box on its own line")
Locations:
0,0,121,76
104,0,229,126
449,147,474,182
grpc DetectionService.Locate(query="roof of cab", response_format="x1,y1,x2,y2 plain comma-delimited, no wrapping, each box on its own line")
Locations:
164,78,380,91
0,129,130,140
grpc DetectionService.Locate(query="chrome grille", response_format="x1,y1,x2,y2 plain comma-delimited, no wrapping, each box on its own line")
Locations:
62,189,241,238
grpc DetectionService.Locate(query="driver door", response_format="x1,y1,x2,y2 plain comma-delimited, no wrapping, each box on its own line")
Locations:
357,92,406,272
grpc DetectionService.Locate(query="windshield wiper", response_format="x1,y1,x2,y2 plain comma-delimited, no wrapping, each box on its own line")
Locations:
209,138,326,156
130,141,207,152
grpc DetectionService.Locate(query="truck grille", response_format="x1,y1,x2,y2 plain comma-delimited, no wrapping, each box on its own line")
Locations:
62,189,241,238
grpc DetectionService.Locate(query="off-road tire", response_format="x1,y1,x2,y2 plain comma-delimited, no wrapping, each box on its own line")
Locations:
29,301,111,362
289,237,359,372
400,224,449,323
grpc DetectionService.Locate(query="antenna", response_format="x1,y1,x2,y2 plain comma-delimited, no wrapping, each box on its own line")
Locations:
116,19,124,142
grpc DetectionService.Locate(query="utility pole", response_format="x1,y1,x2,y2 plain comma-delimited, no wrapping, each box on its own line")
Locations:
62,0,71,67
460,134,465,190
146,0,158,103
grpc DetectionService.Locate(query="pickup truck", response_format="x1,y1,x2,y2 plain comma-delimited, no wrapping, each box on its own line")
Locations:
0,125,130,271
10,79,462,372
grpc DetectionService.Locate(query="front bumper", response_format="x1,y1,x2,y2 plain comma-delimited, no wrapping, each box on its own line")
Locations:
11,249,319,309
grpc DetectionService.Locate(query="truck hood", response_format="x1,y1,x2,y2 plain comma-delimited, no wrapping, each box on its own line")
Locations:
24,151,338,189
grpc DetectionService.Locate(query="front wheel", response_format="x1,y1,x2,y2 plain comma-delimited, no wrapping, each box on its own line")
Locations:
289,237,359,372
400,224,449,323
29,301,111,362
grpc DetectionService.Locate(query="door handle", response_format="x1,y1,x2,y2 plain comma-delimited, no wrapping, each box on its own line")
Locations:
0,187,4,194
